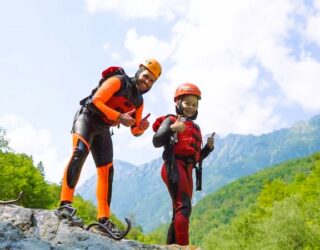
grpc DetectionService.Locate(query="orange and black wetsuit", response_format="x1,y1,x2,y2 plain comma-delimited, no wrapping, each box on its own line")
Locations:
60,73,146,219
152,115,213,245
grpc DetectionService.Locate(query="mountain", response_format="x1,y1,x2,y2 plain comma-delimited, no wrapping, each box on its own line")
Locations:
78,115,320,232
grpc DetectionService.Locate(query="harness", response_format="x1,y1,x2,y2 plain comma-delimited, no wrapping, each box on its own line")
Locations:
173,118,202,162
173,116,203,191
155,114,204,191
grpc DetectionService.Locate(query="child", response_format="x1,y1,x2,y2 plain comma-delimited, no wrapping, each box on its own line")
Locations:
152,83,214,245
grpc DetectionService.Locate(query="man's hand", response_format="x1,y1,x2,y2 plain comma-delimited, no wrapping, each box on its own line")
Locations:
139,113,151,130
118,110,136,127
207,132,215,149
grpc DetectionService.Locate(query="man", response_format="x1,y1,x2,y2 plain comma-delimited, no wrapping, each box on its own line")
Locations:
56,59,161,235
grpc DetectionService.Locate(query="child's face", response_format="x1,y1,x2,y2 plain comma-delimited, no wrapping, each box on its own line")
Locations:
181,95,198,118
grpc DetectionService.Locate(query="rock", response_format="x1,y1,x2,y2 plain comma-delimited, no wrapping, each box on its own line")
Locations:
0,205,196,250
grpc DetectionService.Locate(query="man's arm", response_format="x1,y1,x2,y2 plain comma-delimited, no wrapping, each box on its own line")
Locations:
91,76,122,122
131,104,146,136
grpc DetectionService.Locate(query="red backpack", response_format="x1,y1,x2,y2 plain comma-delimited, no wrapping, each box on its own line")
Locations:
101,66,125,79
79,66,131,106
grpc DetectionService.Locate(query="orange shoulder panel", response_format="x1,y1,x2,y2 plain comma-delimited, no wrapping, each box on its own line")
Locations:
92,76,122,122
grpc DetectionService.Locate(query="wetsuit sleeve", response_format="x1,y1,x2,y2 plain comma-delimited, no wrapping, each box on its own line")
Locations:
130,104,145,136
201,143,214,160
152,117,175,148
91,77,122,122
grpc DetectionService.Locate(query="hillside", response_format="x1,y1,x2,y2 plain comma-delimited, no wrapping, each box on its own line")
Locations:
189,152,320,248
78,115,320,232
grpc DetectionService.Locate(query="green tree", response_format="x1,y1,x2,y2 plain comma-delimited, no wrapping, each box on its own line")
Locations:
202,153,320,249
257,178,289,208
72,194,97,225
37,161,45,177
47,183,61,208
0,127,10,152
0,152,54,208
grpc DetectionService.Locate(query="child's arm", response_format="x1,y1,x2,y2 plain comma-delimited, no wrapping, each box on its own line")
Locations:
152,117,175,148
201,132,215,160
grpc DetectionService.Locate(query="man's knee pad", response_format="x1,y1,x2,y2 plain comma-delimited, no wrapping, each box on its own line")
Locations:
67,139,89,188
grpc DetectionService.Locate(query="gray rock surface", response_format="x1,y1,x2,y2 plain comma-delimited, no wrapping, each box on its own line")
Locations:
0,205,195,250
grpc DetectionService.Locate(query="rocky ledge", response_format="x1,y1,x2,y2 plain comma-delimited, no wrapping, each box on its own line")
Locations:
0,205,200,250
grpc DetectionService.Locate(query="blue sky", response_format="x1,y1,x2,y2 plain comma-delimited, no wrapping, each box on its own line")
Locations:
1,0,320,185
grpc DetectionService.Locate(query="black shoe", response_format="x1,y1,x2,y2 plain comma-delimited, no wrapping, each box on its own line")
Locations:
98,217,123,237
55,204,76,218
55,203,84,228
86,217,131,240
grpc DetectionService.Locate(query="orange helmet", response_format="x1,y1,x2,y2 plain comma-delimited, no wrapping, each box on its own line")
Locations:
140,58,162,79
174,83,201,101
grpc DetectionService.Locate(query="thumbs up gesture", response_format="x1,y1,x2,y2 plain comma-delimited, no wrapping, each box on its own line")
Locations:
207,132,215,149
139,113,151,130
118,109,136,127
170,115,185,133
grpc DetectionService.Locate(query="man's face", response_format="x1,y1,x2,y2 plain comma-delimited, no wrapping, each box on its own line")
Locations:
136,69,156,93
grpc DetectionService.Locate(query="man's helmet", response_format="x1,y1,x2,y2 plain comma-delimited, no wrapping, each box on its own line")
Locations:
174,83,201,102
140,58,162,79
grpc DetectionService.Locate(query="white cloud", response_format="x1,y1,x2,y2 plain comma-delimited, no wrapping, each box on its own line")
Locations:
157,0,296,135
111,52,121,61
0,114,65,183
127,0,320,136
274,57,320,111
306,14,320,44
85,0,188,20
88,0,320,138
123,28,173,68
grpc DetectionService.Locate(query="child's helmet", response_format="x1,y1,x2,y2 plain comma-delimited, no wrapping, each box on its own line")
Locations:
174,83,201,120
174,83,201,102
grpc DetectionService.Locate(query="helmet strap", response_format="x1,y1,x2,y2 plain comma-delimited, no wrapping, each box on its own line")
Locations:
175,100,184,116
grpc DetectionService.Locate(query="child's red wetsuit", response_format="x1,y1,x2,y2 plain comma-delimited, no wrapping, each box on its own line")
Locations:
152,114,213,245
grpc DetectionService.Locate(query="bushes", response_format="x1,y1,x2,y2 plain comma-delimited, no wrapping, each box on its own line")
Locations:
0,152,54,208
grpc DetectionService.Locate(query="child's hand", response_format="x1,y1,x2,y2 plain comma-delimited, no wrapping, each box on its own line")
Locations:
207,132,215,149
170,115,185,132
